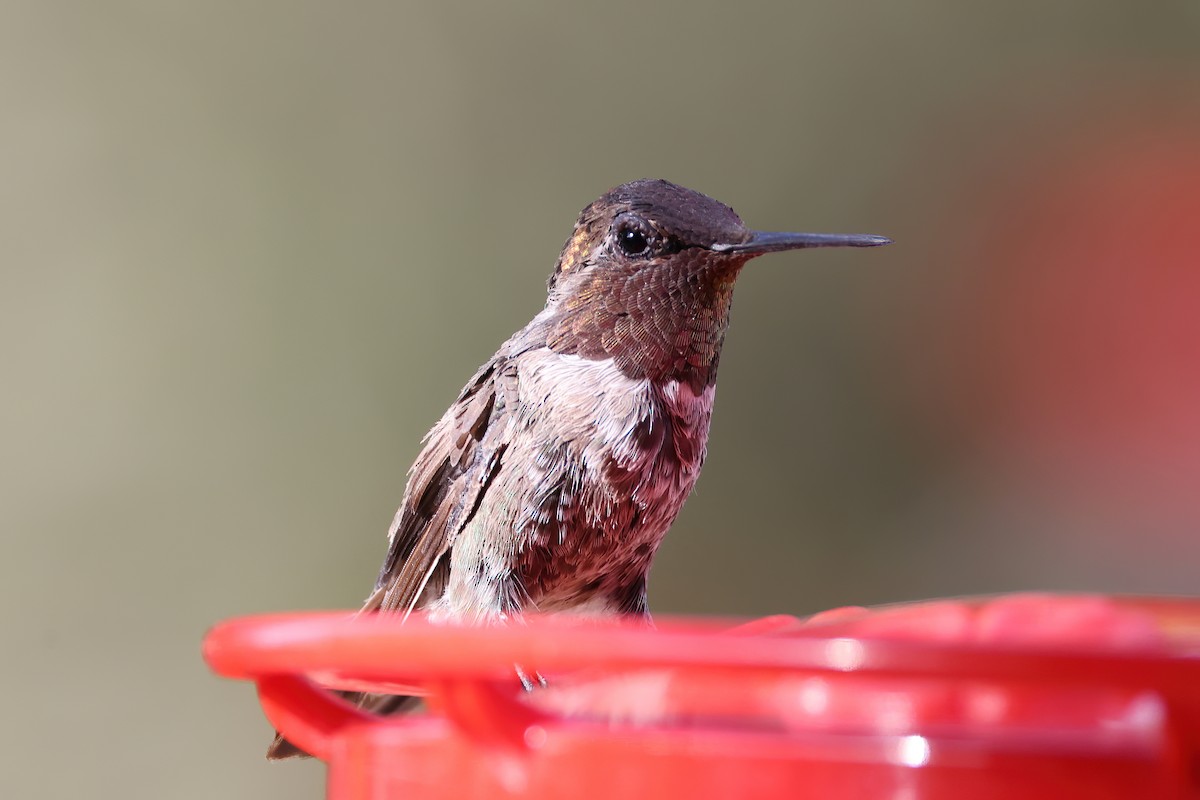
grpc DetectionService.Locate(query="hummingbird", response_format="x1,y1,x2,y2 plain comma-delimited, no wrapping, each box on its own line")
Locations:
267,179,889,758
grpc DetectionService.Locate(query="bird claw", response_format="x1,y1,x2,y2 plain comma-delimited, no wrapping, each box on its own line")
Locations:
515,664,548,692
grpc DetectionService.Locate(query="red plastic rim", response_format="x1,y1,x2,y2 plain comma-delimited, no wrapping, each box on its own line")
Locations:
205,594,1200,799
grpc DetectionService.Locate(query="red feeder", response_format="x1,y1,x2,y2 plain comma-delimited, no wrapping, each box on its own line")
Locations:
204,594,1200,799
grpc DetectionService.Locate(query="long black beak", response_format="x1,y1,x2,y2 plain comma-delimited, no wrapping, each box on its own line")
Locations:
711,230,892,254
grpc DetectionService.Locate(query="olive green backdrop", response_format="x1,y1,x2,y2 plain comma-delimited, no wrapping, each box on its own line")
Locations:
4,3,1198,798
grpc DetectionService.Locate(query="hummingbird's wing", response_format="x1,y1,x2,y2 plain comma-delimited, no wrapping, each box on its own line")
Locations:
366,351,519,617
267,350,522,760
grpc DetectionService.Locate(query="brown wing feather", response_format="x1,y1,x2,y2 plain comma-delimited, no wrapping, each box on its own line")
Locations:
268,343,534,760
369,354,514,615
267,356,512,760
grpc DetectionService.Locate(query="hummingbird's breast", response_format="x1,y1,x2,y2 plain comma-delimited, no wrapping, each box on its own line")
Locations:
444,346,716,617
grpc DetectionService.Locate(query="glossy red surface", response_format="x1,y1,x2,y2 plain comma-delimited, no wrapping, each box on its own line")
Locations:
204,595,1200,799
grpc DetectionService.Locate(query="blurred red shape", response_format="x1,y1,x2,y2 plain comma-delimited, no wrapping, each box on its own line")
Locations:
922,103,1200,514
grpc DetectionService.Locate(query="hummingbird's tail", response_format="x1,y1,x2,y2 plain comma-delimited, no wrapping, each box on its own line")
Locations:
265,732,308,760
266,693,421,760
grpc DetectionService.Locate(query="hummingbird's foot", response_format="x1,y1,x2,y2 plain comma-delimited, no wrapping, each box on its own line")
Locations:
514,664,548,692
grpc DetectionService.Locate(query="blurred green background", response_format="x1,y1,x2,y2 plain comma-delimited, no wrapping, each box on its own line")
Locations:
4,2,1199,797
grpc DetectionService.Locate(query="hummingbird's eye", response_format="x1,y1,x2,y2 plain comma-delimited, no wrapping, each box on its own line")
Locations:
614,217,654,258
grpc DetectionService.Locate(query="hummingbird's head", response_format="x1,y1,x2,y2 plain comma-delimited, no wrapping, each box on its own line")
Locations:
542,179,889,389
548,179,889,298
548,179,748,298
